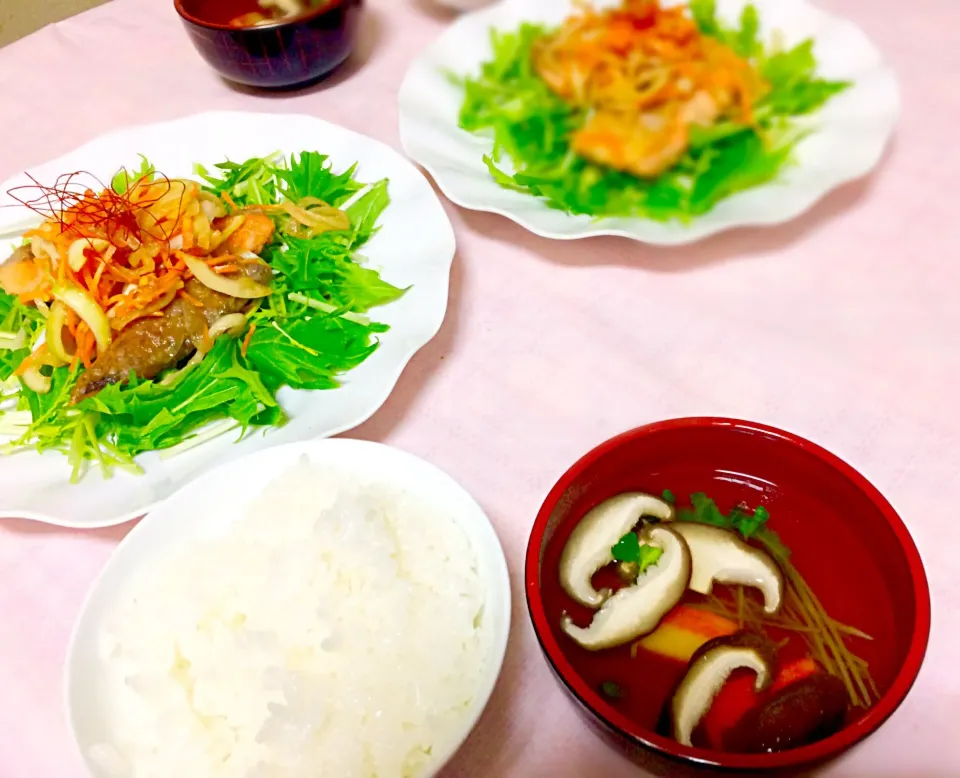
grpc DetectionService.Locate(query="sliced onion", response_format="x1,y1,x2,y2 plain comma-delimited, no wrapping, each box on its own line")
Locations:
182,256,271,299
160,349,206,386
29,236,60,264
297,196,332,209
209,313,246,339
221,215,246,237
45,301,74,363
209,215,246,253
158,367,184,386
129,244,159,271
52,284,113,355
287,292,370,325
67,238,113,272
168,235,184,251
21,366,51,394
282,201,349,234
0,330,26,351
193,214,215,251
198,194,226,220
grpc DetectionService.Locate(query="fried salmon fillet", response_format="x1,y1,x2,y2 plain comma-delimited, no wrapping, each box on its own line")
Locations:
530,0,767,178
71,212,277,402
71,261,273,402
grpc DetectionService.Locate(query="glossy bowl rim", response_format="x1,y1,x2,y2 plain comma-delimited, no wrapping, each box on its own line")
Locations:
524,416,931,771
173,0,353,31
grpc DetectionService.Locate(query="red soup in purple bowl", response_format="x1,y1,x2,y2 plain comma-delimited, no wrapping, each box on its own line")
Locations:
525,418,930,772
174,0,363,89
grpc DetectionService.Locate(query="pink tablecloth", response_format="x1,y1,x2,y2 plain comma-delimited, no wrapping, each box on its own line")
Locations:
1,0,958,775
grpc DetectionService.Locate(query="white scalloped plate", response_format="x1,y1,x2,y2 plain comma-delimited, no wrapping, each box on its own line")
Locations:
0,112,455,528
399,0,899,244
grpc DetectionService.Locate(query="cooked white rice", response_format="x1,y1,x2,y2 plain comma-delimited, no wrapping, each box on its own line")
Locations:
90,458,490,778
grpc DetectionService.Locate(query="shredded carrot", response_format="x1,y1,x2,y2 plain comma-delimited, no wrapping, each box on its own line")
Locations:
241,323,256,357
75,323,95,369
199,320,211,353
18,290,44,305
221,190,239,211
5,173,265,369
181,213,195,250
57,252,69,283
104,264,139,284
66,307,79,340
13,353,34,376
14,344,56,376
80,265,97,301
205,252,238,265
91,259,107,292
180,291,204,308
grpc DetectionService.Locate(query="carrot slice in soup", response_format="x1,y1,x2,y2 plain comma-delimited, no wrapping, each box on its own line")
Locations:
636,605,739,663
700,656,822,749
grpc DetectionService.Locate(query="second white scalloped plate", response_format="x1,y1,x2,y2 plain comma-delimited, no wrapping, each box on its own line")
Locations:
399,0,899,245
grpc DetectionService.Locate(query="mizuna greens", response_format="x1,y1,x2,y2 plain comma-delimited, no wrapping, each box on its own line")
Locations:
454,0,850,221
0,152,406,481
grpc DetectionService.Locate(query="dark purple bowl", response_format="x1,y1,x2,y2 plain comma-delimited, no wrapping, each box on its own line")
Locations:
174,0,363,89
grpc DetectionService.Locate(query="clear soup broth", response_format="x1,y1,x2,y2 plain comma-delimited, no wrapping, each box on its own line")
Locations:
540,468,904,753
189,0,332,27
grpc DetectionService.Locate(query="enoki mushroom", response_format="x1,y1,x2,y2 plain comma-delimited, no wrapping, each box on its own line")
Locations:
692,544,880,709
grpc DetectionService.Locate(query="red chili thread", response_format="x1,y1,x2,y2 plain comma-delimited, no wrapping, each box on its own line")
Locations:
4,168,190,245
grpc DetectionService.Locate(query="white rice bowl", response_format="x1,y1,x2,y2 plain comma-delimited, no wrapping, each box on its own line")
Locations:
67,441,510,778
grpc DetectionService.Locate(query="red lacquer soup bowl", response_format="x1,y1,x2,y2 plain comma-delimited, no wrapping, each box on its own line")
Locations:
525,418,930,772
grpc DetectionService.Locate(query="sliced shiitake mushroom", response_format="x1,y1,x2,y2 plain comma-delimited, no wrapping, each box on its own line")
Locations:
672,523,784,615
723,669,848,753
559,492,675,608
668,632,777,747
561,525,691,650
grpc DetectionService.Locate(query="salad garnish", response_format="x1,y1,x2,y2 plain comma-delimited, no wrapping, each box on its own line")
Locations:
453,0,850,221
